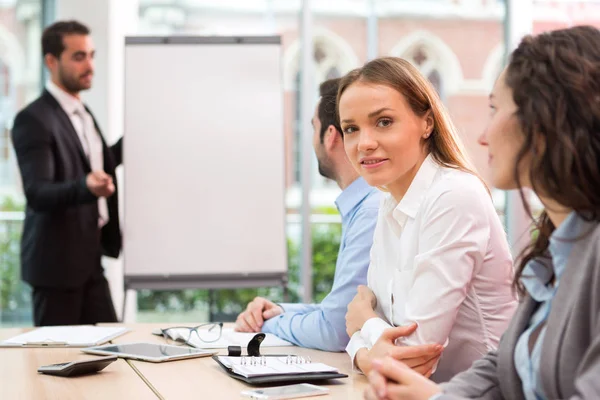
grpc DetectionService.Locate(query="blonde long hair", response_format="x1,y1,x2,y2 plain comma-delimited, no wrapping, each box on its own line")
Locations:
337,57,482,182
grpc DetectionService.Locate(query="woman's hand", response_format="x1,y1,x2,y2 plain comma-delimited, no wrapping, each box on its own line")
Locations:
355,324,443,377
364,356,443,400
346,285,379,336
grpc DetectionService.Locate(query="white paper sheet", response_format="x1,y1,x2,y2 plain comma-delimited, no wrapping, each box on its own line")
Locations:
0,326,129,347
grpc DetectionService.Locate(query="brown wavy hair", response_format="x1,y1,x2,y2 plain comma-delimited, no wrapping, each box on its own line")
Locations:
506,26,600,292
336,57,481,179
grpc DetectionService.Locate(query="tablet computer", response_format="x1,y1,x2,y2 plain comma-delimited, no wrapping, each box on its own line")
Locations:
82,342,216,363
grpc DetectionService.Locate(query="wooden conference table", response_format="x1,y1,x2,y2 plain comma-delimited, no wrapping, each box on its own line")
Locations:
0,323,368,399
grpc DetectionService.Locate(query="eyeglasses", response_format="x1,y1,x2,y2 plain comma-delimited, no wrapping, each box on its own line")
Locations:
160,322,223,346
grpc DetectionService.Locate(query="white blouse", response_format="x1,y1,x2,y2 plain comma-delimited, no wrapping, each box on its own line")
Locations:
346,155,517,383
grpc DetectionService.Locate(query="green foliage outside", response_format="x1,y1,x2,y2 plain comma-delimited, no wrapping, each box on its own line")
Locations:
0,197,30,323
310,223,341,303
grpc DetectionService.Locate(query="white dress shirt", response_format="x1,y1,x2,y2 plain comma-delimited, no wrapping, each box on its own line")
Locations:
346,154,517,383
45,80,108,226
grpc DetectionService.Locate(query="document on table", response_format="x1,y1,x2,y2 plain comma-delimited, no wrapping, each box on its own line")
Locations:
0,326,129,347
216,356,338,378
161,328,292,349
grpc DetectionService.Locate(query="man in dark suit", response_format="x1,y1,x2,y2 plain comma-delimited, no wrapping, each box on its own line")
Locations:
11,20,122,326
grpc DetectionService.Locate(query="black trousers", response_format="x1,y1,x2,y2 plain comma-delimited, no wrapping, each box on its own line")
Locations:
32,268,118,326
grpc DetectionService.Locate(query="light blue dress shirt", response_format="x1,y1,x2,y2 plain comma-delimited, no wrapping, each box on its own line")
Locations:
514,211,581,400
261,177,380,351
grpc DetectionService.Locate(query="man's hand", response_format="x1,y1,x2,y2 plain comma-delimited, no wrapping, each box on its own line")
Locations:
86,171,115,198
355,324,443,377
234,297,283,332
364,356,443,400
346,285,378,336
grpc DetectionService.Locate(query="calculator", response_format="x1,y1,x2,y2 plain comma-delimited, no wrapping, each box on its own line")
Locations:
37,355,118,377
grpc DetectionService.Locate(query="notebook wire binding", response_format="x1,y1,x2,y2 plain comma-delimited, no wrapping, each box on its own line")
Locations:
239,355,312,366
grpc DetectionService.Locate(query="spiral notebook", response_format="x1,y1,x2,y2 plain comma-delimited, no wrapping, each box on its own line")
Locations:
217,355,337,378
213,355,348,385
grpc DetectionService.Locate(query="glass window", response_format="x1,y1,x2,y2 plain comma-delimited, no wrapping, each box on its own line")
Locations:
133,0,599,323
0,0,44,327
405,45,445,99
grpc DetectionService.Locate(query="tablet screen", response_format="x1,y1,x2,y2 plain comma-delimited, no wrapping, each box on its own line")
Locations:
94,343,205,358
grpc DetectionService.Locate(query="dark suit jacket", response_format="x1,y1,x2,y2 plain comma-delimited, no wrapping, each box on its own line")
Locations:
439,219,600,399
11,90,122,288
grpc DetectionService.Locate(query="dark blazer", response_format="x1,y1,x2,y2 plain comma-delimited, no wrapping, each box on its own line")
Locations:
11,90,122,288
439,219,600,399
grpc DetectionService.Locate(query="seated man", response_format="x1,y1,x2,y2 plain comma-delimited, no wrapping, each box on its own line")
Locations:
234,78,380,351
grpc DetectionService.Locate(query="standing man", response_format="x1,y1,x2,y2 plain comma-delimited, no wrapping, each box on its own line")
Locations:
11,20,122,326
234,78,380,351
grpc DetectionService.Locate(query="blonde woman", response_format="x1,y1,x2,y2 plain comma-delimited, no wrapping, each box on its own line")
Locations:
339,57,517,382
365,26,600,400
